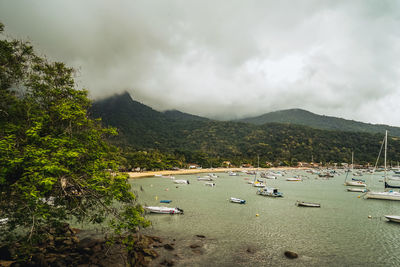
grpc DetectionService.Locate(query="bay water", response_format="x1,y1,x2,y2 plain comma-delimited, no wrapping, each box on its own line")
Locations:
130,170,400,266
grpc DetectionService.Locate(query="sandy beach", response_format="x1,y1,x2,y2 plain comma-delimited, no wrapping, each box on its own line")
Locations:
127,167,306,178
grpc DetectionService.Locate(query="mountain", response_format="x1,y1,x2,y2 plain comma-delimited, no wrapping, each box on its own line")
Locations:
90,93,400,165
239,108,400,137
163,110,209,122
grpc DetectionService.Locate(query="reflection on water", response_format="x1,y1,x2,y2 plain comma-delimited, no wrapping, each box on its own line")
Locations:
130,170,400,266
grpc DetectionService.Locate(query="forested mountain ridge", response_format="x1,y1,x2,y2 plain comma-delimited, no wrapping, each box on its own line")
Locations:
238,108,400,137
90,93,400,166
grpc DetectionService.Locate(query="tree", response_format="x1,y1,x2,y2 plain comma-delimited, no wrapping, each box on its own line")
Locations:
0,23,149,247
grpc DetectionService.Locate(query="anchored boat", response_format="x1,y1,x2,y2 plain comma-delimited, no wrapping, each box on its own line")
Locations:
144,206,184,214
230,197,246,204
256,187,283,197
384,215,400,223
296,201,321,207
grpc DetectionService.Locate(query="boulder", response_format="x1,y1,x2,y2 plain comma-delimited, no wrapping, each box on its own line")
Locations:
163,244,174,251
284,251,298,259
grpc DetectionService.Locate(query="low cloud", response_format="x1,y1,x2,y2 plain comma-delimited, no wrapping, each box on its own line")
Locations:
1,0,400,125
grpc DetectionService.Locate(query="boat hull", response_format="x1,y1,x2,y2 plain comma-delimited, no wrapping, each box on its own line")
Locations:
364,191,400,201
385,215,400,222
296,201,320,207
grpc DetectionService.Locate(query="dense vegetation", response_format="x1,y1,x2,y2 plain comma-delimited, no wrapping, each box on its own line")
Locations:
0,23,149,252
91,93,400,169
238,108,400,137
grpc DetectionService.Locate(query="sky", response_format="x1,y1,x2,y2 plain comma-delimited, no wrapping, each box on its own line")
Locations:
1,0,400,125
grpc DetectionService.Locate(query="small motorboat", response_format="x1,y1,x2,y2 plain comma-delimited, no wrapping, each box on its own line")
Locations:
347,188,368,193
252,181,266,188
344,181,367,187
256,187,283,197
160,200,172,203
230,197,246,204
173,180,190,184
384,215,400,223
144,206,184,214
296,201,321,207
205,182,216,187
197,177,212,181
286,177,302,181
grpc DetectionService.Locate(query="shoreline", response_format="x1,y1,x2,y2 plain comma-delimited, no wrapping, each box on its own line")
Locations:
127,167,307,179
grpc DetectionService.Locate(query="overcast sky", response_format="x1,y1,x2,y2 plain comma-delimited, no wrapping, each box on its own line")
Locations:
1,1,400,125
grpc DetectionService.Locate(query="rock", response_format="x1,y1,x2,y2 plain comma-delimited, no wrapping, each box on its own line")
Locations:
189,244,201,249
142,248,158,258
78,238,102,249
148,235,162,243
32,254,47,266
163,244,174,251
195,235,206,238
284,251,298,259
63,239,74,246
246,247,256,254
160,259,175,266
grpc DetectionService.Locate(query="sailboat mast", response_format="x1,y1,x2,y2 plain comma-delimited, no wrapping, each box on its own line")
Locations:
351,151,354,174
385,130,388,182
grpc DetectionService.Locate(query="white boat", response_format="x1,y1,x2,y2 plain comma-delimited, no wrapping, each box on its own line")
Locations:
197,177,214,181
208,173,218,178
256,187,283,197
384,215,400,223
296,201,320,207
286,177,302,181
173,179,190,184
252,181,266,187
144,206,184,214
347,188,368,193
365,131,400,201
345,181,367,187
228,171,239,176
205,182,216,187
230,197,246,204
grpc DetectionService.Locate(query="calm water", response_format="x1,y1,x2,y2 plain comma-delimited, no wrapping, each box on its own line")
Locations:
130,170,400,266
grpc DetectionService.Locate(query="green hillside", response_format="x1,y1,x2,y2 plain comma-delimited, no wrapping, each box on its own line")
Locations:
90,93,400,167
239,108,400,137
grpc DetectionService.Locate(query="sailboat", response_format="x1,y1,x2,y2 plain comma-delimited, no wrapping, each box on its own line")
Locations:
365,131,400,200
344,152,367,187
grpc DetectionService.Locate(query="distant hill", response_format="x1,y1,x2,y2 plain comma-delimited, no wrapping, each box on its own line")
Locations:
163,110,209,122
90,93,400,165
238,108,400,137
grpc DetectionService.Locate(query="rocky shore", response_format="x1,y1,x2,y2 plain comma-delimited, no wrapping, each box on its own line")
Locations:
0,223,180,267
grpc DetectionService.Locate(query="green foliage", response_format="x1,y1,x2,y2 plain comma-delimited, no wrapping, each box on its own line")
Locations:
0,24,149,244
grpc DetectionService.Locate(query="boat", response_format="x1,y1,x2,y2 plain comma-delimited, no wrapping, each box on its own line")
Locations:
205,182,216,187
230,197,246,204
296,201,320,207
365,131,400,201
228,171,239,176
160,200,172,203
208,173,218,178
197,177,213,181
384,215,400,223
144,206,184,214
347,188,368,193
252,181,266,187
173,179,190,184
286,177,302,181
256,187,283,197
344,152,367,187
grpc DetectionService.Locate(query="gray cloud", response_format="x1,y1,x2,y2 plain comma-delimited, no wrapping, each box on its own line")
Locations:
1,0,400,125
